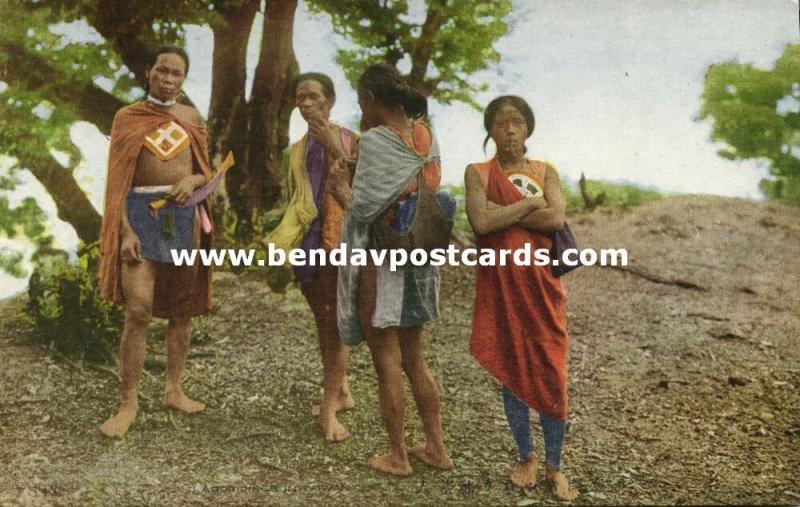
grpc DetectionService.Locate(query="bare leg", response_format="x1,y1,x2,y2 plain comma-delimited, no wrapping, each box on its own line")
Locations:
308,298,354,417
314,295,351,441
366,326,412,476
318,333,350,441
310,337,353,416
303,267,351,441
163,316,204,413
357,264,410,475
100,260,156,438
399,326,452,471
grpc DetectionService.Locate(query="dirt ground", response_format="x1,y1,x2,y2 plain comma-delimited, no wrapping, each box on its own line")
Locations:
0,195,798,506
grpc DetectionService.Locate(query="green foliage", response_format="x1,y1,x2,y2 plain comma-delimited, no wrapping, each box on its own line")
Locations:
441,184,471,239
25,0,215,49
0,1,126,275
0,0,205,276
0,249,25,278
701,44,800,204
561,180,584,214
0,194,54,278
563,180,664,213
309,0,512,108
0,1,137,161
26,242,123,363
0,195,53,245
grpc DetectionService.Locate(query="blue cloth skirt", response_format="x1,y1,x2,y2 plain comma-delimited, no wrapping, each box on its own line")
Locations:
126,191,195,263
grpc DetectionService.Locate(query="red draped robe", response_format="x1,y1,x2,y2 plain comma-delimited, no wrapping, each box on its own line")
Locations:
97,101,214,318
469,158,569,421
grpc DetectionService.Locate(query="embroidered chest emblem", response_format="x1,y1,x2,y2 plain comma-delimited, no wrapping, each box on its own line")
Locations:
144,121,190,161
508,172,543,198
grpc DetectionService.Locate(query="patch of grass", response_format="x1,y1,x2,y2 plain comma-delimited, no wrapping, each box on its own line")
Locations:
565,180,665,212
442,184,472,239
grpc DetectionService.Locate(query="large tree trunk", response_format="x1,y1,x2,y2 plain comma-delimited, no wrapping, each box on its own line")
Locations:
208,2,259,164
25,155,102,244
7,1,301,246
252,0,300,211
210,0,299,240
239,0,299,236
208,2,260,236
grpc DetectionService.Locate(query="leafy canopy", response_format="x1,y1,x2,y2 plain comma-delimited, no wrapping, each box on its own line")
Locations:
701,44,800,204
309,0,511,108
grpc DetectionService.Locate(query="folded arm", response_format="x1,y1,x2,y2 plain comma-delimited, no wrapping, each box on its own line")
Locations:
464,165,539,236
516,165,566,232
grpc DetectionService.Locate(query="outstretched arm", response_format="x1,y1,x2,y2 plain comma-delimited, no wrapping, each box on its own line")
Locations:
465,165,539,236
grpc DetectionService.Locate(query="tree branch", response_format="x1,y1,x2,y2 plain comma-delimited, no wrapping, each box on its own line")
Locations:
0,41,124,134
22,154,102,244
89,0,158,83
208,1,259,164
407,1,450,95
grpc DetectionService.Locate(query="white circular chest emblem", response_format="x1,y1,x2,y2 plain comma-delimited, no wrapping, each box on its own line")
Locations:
508,173,543,198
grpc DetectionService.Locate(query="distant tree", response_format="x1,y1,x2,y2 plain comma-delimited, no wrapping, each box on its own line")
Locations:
701,43,800,204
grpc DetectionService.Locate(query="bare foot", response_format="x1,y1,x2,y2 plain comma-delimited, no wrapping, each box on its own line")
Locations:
100,404,138,438
367,452,412,476
409,442,453,470
311,392,355,416
319,412,350,442
163,391,205,414
546,466,580,501
510,452,538,488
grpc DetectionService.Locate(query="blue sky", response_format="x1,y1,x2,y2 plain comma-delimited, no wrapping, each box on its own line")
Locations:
1,0,798,297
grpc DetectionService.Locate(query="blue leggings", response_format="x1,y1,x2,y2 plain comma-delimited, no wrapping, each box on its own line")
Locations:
502,385,566,469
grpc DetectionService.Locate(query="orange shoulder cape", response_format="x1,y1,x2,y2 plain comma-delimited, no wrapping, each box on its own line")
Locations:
97,101,214,317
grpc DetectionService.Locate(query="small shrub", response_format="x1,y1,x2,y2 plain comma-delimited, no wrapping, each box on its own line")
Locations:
26,242,123,364
582,180,664,209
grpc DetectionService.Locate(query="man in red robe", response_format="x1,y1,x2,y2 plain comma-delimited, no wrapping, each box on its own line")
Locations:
98,46,213,438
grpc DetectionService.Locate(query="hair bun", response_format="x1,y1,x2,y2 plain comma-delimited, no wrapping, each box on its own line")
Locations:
358,63,429,120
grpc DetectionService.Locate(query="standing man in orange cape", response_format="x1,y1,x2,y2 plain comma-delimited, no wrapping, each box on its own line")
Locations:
97,45,213,438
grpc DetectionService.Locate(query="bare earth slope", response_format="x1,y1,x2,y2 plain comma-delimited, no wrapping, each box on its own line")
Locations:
0,195,798,505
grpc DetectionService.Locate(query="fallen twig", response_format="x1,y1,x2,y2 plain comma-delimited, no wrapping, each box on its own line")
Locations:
610,265,706,291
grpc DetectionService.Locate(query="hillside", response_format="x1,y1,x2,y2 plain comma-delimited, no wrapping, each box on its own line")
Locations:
1,195,798,505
